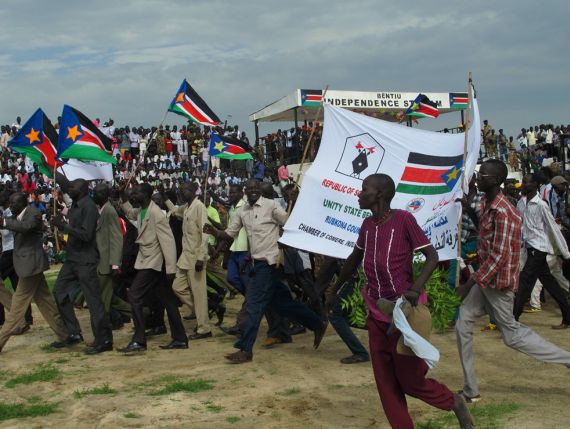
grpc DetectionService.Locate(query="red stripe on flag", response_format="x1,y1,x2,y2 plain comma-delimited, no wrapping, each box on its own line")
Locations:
401,166,447,183
80,128,107,151
179,98,214,125
306,95,322,101
38,136,59,168
224,144,247,154
452,97,468,104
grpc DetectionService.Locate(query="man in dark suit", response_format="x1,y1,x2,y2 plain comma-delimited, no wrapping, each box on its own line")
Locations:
52,179,113,354
0,193,68,353
93,184,131,328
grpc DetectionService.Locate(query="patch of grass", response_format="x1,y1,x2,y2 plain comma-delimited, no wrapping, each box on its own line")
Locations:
417,402,520,429
226,416,241,424
4,364,59,388
73,384,117,399
203,401,223,413
40,343,57,353
124,412,140,419
0,402,58,421
150,379,214,396
277,387,301,396
52,358,70,365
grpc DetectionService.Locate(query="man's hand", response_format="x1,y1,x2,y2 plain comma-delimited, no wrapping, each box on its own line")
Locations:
51,215,66,229
111,267,121,277
195,260,204,272
455,279,475,300
203,223,217,236
324,288,337,316
404,288,420,307
166,273,175,284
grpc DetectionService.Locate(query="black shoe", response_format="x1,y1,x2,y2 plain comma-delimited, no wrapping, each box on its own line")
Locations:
313,320,329,349
183,313,196,321
189,332,213,340
221,325,241,336
51,334,84,349
159,340,189,349
145,326,167,337
85,341,113,355
340,354,370,364
12,324,31,336
117,342,147,353
111,321,124,330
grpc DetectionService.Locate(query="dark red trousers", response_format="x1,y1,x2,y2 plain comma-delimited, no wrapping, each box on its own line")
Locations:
368,317,454,429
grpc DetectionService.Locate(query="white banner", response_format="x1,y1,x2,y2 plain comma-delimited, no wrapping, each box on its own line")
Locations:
58,159,114,182
280,99,481,260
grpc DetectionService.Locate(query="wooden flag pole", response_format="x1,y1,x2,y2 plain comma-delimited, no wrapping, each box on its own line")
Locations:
52,162,60,253
455,72,473,288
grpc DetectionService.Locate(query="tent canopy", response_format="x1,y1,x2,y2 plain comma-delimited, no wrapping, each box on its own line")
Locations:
249,89,467,123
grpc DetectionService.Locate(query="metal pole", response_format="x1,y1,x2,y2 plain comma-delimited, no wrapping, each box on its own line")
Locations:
254,120,259,145
294,107,298,132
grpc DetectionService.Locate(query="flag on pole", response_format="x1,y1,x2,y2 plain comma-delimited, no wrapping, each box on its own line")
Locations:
8,108,61,177
57,105,117,164
405,94,439,118
396,153,463,195
168,79,221,126
209,133,253,160
449,92,468,109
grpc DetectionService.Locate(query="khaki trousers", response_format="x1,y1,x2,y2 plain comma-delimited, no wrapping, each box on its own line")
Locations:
0,281,28,332
172,266,210,334
0,273,68,351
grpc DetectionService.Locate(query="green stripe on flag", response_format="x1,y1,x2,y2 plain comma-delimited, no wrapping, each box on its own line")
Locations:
214,152,253,160
302,101,321,107
60,145,117,164
396,183,450,195
11,146,53,176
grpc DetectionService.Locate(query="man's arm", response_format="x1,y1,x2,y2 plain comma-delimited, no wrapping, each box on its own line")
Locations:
4,211,42,233
542,203,570,259
272,201,289,225
164,199,185,219
405,244,438,305
63,205,97,242
155,212,177,275
324,247,364,313
104,206,123,268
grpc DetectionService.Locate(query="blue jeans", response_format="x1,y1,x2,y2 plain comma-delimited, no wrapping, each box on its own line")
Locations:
235,260,322,353
330,279,369,358
226,251,250,295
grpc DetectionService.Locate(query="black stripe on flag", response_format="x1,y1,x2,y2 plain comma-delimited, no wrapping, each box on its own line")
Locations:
408,152,463,167
302,89,323,96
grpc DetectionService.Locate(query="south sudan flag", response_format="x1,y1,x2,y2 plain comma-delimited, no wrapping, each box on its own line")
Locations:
8,108,61,177
449,92,468,109
405,94,439,119
209,133,253,160
396,152,463,195
301,89,323,107
168,79,221,126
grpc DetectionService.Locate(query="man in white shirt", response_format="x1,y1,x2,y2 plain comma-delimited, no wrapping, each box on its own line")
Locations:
514,173,570,328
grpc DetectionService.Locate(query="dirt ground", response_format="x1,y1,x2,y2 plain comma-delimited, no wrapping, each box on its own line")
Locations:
1,291,570,429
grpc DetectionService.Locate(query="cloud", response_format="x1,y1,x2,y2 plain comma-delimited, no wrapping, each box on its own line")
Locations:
1,0,568,139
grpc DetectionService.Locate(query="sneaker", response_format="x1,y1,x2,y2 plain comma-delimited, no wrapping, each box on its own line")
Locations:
481,323,497,332
523,307,542,313
457,390,482,403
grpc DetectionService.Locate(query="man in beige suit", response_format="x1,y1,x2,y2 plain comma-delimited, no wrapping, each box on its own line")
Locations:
164,182,211,340
93,184,131,328
118,183,187,353
0,193,69,353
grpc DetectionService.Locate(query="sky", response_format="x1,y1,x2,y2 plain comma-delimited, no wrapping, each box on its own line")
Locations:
1,0,568,140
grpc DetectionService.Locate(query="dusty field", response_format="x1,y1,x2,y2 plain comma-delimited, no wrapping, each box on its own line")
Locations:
1,291,570,429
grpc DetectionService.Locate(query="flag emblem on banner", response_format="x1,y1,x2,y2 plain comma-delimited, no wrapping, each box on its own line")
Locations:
335,133,384,180
301,89,323,106
449,92,468,109
8,108,61,176
168,79,221,126
405,94,439,118
396,153,463,195
58,105,117,164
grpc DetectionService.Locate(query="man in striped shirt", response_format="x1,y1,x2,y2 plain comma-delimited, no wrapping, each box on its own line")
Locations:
513,173,570,327
456,160,570,403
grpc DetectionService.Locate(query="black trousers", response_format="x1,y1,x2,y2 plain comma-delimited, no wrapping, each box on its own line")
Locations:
514,248,570,325
128,269,187,344
54,262,113,345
